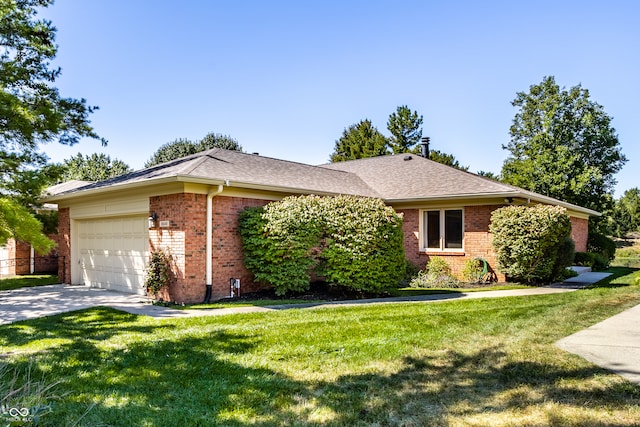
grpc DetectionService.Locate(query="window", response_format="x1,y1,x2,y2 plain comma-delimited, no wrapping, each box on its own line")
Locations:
422,209,463,251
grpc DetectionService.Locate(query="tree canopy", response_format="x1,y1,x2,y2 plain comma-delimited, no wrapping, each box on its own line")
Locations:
610,188,640,237
501,76,626,227
145,133,242,168
387,105,423,154
428,149,469,171
0,197,55,254
330,107,467,170
329,120,388,162
1,0,104,249
0,0,105,178
60,153,132,182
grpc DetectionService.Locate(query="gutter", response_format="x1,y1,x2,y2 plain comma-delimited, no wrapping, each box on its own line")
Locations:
203,184,224,303
386,191,601,217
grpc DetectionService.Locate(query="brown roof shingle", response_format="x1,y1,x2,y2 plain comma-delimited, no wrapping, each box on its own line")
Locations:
45,149,599,216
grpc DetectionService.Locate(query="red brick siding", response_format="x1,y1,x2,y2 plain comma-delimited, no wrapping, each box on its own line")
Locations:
149,193,207,303
149,194,270,303
2,239,26,276
13,240,31,275
57,208,71,283
211,196,271,300
570,217,588,252
398,205,506,282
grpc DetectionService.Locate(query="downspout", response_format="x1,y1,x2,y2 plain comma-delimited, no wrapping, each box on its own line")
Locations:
204,184,224,303
30,245,35,274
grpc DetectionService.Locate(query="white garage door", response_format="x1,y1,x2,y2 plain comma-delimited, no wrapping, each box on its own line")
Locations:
78,216,149,295
0,245,9,276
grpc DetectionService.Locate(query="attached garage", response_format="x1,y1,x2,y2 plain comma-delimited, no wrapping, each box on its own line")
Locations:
76,215,149,295
0,245,9,276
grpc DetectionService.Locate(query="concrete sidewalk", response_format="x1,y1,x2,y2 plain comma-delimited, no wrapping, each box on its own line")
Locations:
557,304,640,385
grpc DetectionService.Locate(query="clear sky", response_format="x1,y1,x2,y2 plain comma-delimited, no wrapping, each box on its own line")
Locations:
40,0,638,197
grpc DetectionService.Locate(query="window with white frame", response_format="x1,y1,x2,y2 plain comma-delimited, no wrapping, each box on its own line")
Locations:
422,208,464,251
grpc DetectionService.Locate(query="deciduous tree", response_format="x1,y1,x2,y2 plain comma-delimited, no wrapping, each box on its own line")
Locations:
60,153,131,182
501,76,626,232
611,188,640,237
145,134,242,167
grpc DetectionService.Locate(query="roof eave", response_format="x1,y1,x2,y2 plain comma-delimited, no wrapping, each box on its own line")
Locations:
42,176,225,203
385,191,601,216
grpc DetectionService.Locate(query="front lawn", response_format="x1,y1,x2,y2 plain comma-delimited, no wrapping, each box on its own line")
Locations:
1,269,639,426
0,275,58,291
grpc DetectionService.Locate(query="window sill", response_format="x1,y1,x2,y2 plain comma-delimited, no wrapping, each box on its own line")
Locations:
421,251,466,256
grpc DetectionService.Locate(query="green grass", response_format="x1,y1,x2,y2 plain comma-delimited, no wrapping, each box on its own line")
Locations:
1,269,640,426
393,283,531,296
167,299,326,310
170,284,531,311
0,275,58,291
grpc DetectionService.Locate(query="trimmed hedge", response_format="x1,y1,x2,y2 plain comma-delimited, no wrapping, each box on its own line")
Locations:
490,205,572,284
239,195,405,295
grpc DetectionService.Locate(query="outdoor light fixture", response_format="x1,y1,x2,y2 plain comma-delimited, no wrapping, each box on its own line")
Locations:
504,197,514,204
148,212,159,229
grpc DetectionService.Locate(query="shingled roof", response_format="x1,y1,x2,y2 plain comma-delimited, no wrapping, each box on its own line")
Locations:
45,149,380,198
320,154,515,200
45,149,599,216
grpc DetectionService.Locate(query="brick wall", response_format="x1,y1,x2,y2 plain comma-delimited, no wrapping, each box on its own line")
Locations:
570,217,588,252
149,193,206,303
58,208,71,283
398,205,506,282
149,194,270,303
211,196,271,300
1,239,28,276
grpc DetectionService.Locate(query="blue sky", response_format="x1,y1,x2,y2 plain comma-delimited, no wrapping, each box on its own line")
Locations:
41,1,639,197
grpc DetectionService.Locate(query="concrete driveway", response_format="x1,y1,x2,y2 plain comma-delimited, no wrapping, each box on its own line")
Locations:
2,282,580,325
0,284,272,325
0,284,151,325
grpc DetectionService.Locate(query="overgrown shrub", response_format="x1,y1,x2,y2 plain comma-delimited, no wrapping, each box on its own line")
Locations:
239,195,405,295
588,232,616,262
144,250,171,298
551,237,576,281
409,256,461,288
490,205,572,284
574,252,609,270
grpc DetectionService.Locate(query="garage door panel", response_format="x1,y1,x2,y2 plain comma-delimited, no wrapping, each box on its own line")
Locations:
78,216,148,295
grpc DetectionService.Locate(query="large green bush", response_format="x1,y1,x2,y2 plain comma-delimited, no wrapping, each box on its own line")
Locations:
490,205,572,284
587,232,616,262
239,195,405,295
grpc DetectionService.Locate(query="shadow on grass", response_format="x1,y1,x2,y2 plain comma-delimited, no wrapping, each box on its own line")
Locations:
311,347,640,426
3,313,639,426
0,308,162,349
588,267,639,289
